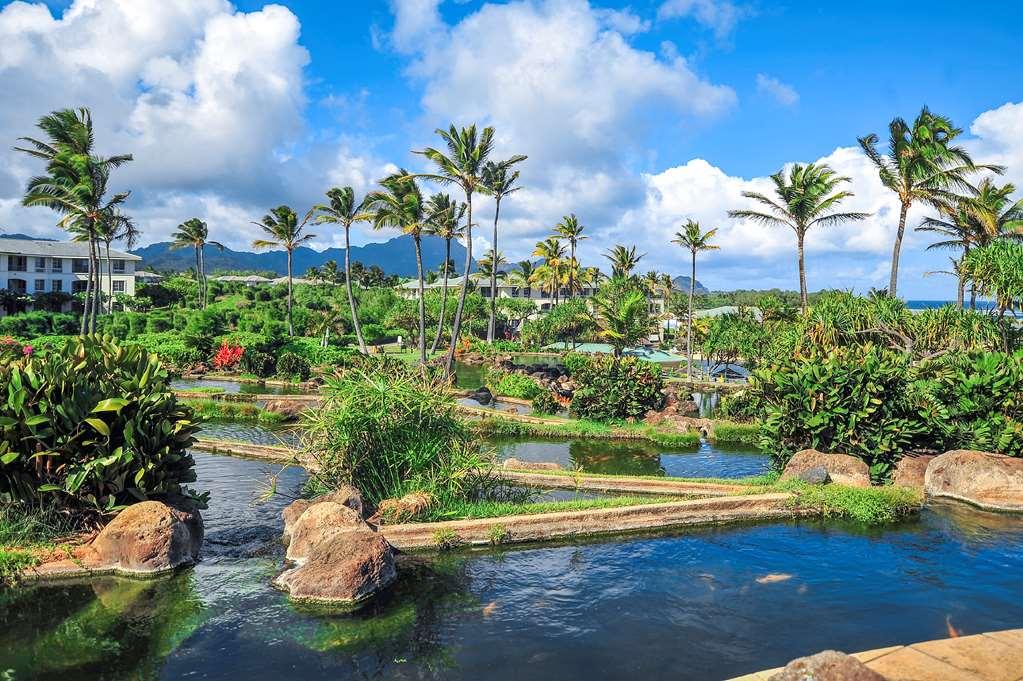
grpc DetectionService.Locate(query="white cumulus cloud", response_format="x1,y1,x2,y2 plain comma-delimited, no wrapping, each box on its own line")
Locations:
756,73,799,107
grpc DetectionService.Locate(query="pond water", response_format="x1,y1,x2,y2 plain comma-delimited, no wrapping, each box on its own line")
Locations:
171,378,311,396
491,436,771,479
196,421,302,448
3,451,1022,681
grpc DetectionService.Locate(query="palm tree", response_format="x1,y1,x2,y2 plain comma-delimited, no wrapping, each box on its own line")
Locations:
365,170,430,365
532,237,567,304
414,124,526,374
96,208,139,312
170,218,223,309
641,270,661,295
917,180,1023,307
729,163,868,312
425,193,466,353
594,277,651,359
858,107,1002,297
554,214,587,299
671,220,719,380
251,205,315,337
308,187,372,354
481,160,522,343
16,107,132,334
603,244,644,279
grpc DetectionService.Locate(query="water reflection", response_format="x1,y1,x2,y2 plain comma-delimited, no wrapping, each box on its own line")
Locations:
491,436,771,479
196,421,301,449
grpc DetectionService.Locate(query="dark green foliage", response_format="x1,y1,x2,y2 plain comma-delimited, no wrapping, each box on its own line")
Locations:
520,299,595,350
531,390,560,416
276,352,311,381
0,335,203,512
716,390,764,423
568,354,664,421
125,331,203,368
756,345,925,478
278,337,352,367
240,350,276,378
0,312,77,338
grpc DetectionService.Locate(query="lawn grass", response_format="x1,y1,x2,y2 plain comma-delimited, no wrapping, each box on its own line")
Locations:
417,494,689,523
181,398,288,424
473,415,702,449
710,421,760,446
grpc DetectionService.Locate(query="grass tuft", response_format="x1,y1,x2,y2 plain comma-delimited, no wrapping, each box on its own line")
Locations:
781,480,923,524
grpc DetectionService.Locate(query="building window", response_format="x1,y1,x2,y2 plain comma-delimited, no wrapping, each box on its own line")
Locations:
7,278,27,293
52,280,62,293
511,287,520,297
71,281,87,294
523,287,532,297
35,257,47,272
112,280,125,293
8,256,27,272
112,259,125,273
34,279,45,292
480,287,491,298
51,259,63,273
72,258,89,273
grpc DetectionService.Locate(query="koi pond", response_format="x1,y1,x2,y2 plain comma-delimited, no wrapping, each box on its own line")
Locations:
3,451,1022,681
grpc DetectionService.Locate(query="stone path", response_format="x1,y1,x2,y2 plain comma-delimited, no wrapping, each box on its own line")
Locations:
728,628,1023,680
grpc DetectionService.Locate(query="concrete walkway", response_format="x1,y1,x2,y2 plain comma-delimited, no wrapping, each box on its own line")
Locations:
728,628,1023,680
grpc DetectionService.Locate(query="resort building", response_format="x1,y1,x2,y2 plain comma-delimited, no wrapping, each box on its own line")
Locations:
0,239,141,315
395,273,669,316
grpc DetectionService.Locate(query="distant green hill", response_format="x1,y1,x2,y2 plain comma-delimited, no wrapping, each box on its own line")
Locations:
132,234,470,278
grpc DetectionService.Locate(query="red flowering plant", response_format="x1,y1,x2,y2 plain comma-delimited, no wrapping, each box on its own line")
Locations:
212,342,244,370
0,336,28,364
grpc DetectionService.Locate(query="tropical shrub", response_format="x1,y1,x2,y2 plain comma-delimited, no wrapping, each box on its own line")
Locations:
483,367,542,400
126,332,202,368
755,344,925,477
241,350,276,378
0,335,203,512
301,367,497,509
278,337,352,366
531,390,560,416
0,337,28,363
717,390,764,423
212,342,244,370
711,422,760,445
276,352,311,381
569,355,664,421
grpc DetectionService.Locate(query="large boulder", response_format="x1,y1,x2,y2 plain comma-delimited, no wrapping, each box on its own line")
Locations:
261,399,307,421
768,650,885,681
782,449,870,488
286,501,366,562
273,529,397,606
467,386,494,405
282,486,363,541
90,500,203,574
891,454,936,489
924,450,1023,512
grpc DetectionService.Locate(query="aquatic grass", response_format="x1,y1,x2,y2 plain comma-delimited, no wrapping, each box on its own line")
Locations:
0,504,81,583
174,386,227,394
181,398,287,425
781,480,923,524
418,495,689,522
710,421,761,446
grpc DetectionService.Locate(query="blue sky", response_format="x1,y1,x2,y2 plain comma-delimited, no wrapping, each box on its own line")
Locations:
2,0,1022,297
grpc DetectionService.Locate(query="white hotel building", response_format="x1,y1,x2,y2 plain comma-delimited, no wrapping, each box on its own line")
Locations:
0,239,141,315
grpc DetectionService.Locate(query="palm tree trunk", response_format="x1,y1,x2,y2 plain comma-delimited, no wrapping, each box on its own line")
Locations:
687,250,695,382
194,246,202,309
287,249,295,336
797,232,808,314
89,236,101,331
970,286,977,310
105,241,113,313
889,201,909,298
199,245,207,308
414,236,427,365
343,224,367,354
79,240,92,336
431,241,451,353
444,192,473,375
487,197,501,343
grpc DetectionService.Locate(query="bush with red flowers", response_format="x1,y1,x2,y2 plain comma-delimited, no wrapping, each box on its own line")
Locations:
212,342,244,370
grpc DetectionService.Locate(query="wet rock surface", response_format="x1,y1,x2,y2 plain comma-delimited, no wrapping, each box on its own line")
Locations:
768,650,885,680
924,449,1023,512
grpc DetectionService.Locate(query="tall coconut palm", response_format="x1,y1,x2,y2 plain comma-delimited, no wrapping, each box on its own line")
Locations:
481,160,522,343
532,237,567,305
729,163,868,313
858,107,1002,297
603,244,644,279
594,277,651,359
96,208,140,312
251,206,315,337
308,187,372,354
170,218,223,310
917,180,1023,308
671,220,719,380
554,214,586,297
16,107,132,334
365,170,430,365
414,124,526,374
425,193,466,353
